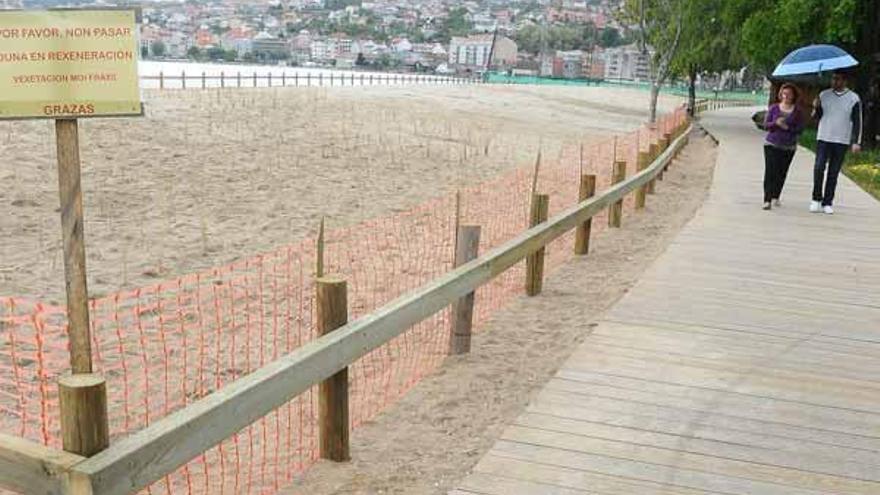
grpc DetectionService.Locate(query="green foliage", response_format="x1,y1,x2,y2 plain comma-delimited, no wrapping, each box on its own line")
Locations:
436,7,471,42
846,163,880,200
325,0,361,10
622,0,686,76
206,46,237,62
599,27,622,48
150,41,166,58
800,128,880,199
736,0,861,73
671,0,732,76
515,23,599,54
186,46,201,60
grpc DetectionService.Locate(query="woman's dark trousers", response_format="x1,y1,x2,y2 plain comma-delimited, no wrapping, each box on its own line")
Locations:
763,145,796,203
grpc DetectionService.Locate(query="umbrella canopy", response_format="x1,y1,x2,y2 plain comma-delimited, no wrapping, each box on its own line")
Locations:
772,44,858,79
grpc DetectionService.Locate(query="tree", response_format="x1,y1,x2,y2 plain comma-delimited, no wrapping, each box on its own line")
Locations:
671,0,736,116
514,23,600,54
623,0,686,122
186,46,202,60
436,7,471,43
150,41,166,58
728,0,877,146
736,0,860,74
206,46,226,61
599,27,622,48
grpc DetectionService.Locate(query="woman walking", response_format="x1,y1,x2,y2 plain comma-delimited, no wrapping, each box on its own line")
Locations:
763,84,805,210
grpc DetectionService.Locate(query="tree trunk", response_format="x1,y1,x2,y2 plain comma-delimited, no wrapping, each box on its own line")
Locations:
649,82,660,123
687,67,697,117
854,0,879,148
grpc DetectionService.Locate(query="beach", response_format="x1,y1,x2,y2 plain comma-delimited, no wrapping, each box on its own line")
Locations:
0,83,682,303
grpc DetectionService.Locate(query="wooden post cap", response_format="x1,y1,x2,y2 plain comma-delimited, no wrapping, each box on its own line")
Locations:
59,373,109,457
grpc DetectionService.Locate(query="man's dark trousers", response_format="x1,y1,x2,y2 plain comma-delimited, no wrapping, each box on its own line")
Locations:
813,140,849,206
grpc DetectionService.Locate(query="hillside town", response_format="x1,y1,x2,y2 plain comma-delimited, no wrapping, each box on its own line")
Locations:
3,0,654,81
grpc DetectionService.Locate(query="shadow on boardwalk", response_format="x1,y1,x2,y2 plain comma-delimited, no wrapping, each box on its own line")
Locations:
454,108,880,495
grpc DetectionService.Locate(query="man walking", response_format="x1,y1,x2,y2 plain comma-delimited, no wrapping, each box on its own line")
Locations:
811,70,863,214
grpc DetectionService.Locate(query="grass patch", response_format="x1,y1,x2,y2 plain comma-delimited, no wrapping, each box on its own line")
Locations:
800,129,880,200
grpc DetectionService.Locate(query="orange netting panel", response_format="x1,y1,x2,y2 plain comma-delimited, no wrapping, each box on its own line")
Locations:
0,108,687,495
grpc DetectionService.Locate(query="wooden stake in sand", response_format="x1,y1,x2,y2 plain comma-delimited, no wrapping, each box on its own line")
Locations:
316,216,326,278
579,142,585,177
526,194,550,296
316,276,350,462
530,149,542,199
450,224,480,355
574,174,596,255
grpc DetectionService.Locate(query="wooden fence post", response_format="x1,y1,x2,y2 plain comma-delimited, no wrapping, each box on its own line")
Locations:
647,143,658,194
55,119,112,492
662,133,673,171
525,194,549,296
253,72,257,88
609,161,626,228
317,277,350,462
450,225,481,355
59,374,109,458
237,71,242,88
657,135,669,180
268,72,272,87
201,72,206,89
282,72,286,87
635,151,650,209
220,72,225,89
159,71,164,90
181,70,186,89
574,174,596,255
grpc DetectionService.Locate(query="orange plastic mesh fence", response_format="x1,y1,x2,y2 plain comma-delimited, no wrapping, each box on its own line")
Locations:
0,107,686,495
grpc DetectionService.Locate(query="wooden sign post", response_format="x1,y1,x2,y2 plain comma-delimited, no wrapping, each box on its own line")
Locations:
55,119,94,374
0,9,143,464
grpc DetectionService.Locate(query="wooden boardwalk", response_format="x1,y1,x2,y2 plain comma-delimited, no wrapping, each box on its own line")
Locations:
453,108,880,495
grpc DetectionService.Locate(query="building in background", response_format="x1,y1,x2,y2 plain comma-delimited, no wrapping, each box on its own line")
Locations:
252,32,289,60
604,44,652,82
449,33,517,72
558,50,586,79
584,48,606,79
223,27,255,57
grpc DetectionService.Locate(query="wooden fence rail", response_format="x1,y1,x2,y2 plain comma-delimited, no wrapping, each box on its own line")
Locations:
140,72,478,89
0,433,86,495
0,118,696,495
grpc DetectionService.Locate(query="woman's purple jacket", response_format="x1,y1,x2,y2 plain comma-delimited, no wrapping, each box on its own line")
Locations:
764,104,805,148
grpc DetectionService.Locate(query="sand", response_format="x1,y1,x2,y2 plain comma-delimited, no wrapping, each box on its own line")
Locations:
281,129,719,495
0,84,681,303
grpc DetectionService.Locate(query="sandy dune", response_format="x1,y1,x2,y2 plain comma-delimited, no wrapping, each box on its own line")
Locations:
0,84,680,302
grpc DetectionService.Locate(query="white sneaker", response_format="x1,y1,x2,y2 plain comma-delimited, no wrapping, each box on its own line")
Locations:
823,205,834,215
809,201,821,213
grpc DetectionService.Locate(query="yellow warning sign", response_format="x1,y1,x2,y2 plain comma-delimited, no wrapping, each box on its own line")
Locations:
0,9,142,120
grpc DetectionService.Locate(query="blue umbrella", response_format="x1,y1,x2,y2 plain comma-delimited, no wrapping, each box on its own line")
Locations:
772,44,858,78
